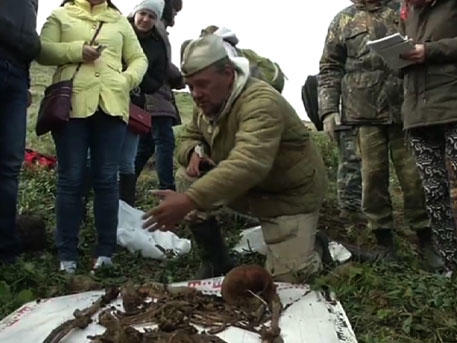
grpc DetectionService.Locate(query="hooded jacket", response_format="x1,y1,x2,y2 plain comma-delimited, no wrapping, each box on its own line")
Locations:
176,60,327,218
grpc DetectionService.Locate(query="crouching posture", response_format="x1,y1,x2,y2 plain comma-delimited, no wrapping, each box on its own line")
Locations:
143,34,327,283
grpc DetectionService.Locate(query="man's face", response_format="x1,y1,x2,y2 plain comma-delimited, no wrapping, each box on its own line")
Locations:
186,64,235,117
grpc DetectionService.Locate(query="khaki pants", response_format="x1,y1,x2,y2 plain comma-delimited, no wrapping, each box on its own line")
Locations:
261,212,322,283
176,167,322,283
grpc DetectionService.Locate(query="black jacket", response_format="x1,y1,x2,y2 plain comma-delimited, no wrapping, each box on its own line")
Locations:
0,0,41,68
130,20,183,125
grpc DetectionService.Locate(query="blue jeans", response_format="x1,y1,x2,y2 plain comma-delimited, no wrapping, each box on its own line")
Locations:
135,117,175,190
52,111,126,261
0,59,28,261
119,128,139,175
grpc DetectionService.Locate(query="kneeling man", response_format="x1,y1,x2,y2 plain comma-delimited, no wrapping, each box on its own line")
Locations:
144,34,328,283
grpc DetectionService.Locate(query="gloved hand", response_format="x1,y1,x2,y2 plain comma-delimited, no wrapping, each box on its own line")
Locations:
323,112,338,142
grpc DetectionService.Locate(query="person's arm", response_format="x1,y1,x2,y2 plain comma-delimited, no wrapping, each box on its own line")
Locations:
318,13,346,121
184,95,284,210
121,18,148,90
425,37,457,63
36,10,85,66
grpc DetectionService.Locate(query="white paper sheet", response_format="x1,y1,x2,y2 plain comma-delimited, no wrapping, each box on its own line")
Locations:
0,278,357,343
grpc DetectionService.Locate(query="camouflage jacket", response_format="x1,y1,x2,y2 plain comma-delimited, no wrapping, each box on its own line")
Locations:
318,0,403,125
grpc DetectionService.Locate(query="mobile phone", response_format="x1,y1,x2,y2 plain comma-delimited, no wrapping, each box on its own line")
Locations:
95,45,106,53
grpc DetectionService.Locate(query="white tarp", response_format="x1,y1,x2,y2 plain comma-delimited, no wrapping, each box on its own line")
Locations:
234,226,352,263
117,200,191,259
0,278,357,343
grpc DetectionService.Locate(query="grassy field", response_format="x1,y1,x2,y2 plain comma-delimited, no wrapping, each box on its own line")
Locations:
0,62,456,343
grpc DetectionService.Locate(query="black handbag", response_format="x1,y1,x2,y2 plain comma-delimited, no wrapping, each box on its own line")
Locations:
35,22,104,136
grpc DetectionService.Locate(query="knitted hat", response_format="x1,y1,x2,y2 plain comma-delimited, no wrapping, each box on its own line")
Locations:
131,0,165,18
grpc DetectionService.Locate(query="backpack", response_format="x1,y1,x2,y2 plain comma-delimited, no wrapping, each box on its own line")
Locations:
301,75,323,131
238,48,286,93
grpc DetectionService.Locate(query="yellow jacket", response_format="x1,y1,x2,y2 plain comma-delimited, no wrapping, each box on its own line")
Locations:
37,0,148,122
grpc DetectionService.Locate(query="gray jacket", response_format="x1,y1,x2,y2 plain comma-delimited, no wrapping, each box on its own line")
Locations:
0,0,41,68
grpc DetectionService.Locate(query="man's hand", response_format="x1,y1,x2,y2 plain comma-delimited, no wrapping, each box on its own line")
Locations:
401,44,426,64
82,44,101,63
323,113,338,142
186,151,215,177
142,190,196,231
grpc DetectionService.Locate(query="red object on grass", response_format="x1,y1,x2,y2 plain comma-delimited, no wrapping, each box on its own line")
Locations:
24,149,57,169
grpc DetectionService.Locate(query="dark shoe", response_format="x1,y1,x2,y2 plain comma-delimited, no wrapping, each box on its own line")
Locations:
119,173,137,206
416,228,446,271
189,217,235,279
314,231,333,266
373,228,397,261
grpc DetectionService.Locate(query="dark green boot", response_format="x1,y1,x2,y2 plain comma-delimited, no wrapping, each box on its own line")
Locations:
189,217,235,279
373,229,397,261
416,228,446,271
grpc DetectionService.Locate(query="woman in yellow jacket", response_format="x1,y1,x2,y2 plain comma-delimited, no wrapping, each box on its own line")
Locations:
37,0,148,273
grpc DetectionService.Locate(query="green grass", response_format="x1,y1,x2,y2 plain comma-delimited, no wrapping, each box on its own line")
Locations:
1,63,457,343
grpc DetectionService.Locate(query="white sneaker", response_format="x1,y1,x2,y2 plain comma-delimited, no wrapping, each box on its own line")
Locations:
60,260,77,273
93,256,113,270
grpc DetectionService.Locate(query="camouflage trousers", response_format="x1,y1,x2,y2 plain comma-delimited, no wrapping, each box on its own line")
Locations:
176,167,322,283
357,125,429,231
335,128,362,213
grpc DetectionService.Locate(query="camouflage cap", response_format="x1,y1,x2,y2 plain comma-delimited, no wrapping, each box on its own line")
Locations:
181,34,228,77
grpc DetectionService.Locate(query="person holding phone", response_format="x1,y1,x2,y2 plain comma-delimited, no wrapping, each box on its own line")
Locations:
37,0,147,273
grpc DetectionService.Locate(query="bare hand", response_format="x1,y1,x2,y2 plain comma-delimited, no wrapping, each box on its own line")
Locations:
82,44,101,63
186,152,215,177
401,44,426,64
142,190,196,231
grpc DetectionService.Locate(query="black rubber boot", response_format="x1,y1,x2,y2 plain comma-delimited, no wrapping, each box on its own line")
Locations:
416,228,446,271
189,217,235,279
119,173,137,207
373,228,397,261
314,231,334,267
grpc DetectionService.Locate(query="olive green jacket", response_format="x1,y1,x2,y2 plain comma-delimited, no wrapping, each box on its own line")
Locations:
400,0,457,129
176,76,327,219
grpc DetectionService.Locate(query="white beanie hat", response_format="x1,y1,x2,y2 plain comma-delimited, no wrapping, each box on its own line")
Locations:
131,0,165,18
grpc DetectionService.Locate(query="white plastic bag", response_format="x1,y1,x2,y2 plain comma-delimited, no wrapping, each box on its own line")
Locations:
234,226,352,263
117,201,191,259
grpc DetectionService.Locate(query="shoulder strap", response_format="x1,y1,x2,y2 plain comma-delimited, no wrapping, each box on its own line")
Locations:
72,22,104,80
